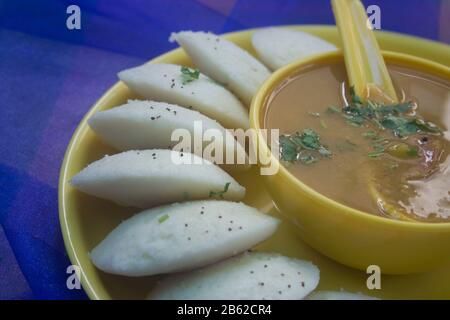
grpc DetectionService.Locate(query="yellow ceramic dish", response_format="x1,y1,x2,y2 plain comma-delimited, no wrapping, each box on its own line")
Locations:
251,50,450,275
59,26,450,299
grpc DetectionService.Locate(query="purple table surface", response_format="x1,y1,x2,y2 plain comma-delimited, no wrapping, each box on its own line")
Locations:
0,0,449,299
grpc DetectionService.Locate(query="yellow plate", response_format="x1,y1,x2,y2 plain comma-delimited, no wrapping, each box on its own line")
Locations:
59,25,450,300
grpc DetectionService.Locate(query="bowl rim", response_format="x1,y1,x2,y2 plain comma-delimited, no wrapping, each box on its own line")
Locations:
250,49,450,230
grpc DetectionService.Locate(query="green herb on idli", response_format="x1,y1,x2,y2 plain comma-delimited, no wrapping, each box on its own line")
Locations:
158,214,169,224
180,66,200,85
209,182,231,198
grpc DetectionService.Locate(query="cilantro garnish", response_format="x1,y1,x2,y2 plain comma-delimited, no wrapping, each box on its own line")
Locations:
368,137,389,158
279,135,298,162
368,149,385,158
283,87,442,163
158,214,169,224
337,87,442,138
279,129,332,165
180,66,200,84
209,182,231,198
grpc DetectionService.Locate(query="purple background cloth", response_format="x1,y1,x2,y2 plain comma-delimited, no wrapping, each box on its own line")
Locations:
0,0,449,299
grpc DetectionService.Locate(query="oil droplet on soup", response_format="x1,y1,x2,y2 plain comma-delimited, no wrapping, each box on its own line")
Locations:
264,62,450,222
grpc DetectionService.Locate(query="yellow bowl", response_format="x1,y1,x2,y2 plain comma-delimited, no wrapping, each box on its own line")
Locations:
250,50,450,275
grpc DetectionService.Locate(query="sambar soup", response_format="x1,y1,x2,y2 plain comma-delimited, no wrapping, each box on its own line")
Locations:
264,61,450,222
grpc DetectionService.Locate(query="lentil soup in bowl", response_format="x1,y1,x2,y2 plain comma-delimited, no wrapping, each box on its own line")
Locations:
250,51,450,274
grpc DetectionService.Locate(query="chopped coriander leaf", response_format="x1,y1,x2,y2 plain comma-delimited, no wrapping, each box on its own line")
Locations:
368,141,385,158
409,118,441,134
371,136,388,144
379,102,414,115
158,214,169,223
180,66,200,84
379,115,441,137
346,118,363,127
336,88,441,137
294,128,321,150
368,150,385,158
279,135,298,161
209,182,231,198
336,91,441,137
279,129,332,165
320,119,327,128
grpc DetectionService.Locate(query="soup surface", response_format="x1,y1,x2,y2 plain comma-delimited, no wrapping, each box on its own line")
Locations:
264,62,450,222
